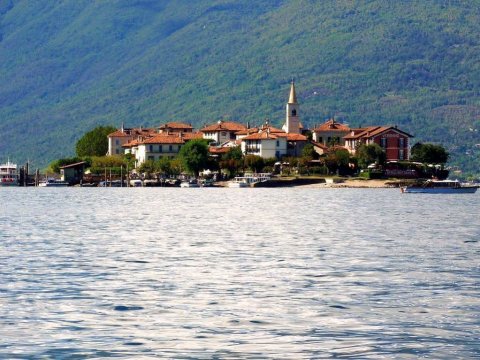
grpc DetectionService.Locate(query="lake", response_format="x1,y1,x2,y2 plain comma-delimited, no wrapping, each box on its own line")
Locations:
0,187,479,359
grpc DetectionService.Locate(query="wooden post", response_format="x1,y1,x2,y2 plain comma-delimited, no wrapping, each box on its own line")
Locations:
120,165,123,187
24,162,29,187
126,162,130,187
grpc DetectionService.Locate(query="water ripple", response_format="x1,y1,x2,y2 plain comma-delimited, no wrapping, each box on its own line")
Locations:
0,188,479,358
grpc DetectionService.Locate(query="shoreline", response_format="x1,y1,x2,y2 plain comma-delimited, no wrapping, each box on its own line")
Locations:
295,179,398,188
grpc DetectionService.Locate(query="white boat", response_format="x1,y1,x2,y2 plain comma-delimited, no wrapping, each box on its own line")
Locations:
180,180,199,188
228,173,271,188
0,161,18,186
228,177,249,188
38,179,69,187
401,179,478,194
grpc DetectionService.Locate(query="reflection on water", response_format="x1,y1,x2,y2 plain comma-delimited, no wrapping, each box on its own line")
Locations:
0,188,479,358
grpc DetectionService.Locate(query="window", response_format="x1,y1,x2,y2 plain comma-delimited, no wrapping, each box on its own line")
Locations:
159,145,162,153
319,137,323,143
169,145,173,152
276,140,280,147
149,145,153,152
148,156,154,161
292,109,297,116
221,132,227,137
115,149,119,154
399,149,404,160
381,138,387,148
399,138,404,148
115,139,120,145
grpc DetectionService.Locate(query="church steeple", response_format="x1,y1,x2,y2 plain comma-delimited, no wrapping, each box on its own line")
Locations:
283,81,300,134
288,80,298,104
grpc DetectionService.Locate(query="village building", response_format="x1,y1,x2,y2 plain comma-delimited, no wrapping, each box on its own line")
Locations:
158,122,193,134
344,126,413,161
241,131,288,158
107,125,156,156
200,121,247,144
311,118,350,146
60,161,87,185
124,134,185,166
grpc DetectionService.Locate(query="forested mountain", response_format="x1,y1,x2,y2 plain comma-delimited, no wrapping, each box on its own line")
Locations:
1,0,479,173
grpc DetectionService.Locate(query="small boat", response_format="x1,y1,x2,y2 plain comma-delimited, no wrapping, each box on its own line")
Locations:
228,174,271,188
200,179,214,187
180,180,199,188
129,179,143,187
228,177,249,188
401,179,478,194
38,179,69,187
0,161,18,186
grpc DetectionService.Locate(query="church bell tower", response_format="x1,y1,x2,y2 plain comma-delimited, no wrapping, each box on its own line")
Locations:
284,81,300,134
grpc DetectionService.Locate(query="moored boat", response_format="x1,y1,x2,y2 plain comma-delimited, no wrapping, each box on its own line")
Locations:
228,177,249,188
401,179,478,194
180,179,199,188
38,179,69,187
0,161,18,186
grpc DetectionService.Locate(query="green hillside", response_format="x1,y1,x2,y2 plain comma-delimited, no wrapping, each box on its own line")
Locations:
1,0,479,174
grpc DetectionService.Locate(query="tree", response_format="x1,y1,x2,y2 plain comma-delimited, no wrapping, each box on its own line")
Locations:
244,154,264,173
178,139,210,176
302,143,317,159
223,146,243,161
156,157,172,176
219,146,244,177
76,125,116,157
356,143,386,169
411,142,449,165
138,160,156,177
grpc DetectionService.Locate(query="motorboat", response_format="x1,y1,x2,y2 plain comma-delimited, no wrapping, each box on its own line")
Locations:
180,180,199,188
0,161,18,186
401,179,478,194
228,177,249,188
38,179,69,187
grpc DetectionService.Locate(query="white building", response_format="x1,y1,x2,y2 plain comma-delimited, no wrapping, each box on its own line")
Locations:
107,126,156,156
241,131,287,159
200,120,247,144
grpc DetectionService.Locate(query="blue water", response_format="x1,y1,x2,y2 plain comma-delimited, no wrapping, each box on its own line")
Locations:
0,188,479,359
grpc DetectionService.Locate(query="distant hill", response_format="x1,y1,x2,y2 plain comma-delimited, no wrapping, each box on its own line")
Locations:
1,0,479,173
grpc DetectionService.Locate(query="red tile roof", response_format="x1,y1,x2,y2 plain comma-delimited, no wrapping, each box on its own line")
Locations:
259,125,285,133
182,132,203,140
311,141,329,151
209,147,230,154
109,128,156,138
242,132,279,140
108,130,130,138
158,122,193,130
142,134,185,144
122,140,140,147
314,119,350,132
344,126,413,140
235,127,259,136
276,133,308,141
344,127,380,140
201,121,247,132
